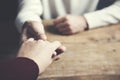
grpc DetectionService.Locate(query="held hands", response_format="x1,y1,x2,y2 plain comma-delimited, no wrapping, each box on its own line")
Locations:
18,38,66,73
53,15,88,35
20,21,66,73
21,21,47,42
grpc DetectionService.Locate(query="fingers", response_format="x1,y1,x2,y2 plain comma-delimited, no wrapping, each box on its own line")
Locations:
21,27,28,44
50,41,62,50
54,17,73,35
54,21,70,34
55,26,73,35
36,34,47,40
51,42,66,61
31,22,47,40
55,45,66,55
61,30,74,35
53,16,66,25
51,52,57,58
52,53,60,61
37,40,65,57
53,55,60,61
24,21,47,40
55,22,68,29
52,45,66,61
27,38,34,41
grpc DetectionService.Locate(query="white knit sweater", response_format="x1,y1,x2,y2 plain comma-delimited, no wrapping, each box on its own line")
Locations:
15,0,120,32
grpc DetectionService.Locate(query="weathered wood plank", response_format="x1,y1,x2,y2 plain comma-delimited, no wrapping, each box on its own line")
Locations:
38,20,120,80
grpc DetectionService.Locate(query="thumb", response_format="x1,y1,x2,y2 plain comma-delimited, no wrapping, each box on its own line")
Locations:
36,33,47,40
21,27,27,43
31,22,47,40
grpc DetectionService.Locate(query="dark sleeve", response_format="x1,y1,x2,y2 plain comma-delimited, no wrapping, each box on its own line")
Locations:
0,57,39,80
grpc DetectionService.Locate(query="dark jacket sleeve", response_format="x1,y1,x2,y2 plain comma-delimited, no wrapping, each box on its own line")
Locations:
0,57,39,80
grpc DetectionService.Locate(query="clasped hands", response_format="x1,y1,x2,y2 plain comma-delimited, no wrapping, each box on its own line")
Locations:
18,21,66,73
19,15,87,73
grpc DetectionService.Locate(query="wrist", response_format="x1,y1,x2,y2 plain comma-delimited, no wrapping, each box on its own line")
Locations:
82,16,89,31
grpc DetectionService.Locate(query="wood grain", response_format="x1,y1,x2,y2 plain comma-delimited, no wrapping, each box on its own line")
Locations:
38,20,120,80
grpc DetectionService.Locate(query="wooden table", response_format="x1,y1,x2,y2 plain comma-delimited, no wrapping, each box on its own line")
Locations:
38,20,120,80
0,21,120,80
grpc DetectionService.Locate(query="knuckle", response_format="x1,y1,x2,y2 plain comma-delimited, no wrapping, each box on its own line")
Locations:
38,40,44,42
25,21,32,25
64,16,68,21
65,22,70,26
67,25,72,30
69,29,74,34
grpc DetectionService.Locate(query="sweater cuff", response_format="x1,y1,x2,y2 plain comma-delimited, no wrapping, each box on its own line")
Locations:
15,15,42,33
12,57,39,80
84,10,105,29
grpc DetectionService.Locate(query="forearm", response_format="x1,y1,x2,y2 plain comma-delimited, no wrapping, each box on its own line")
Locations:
0,57,39,80
84,0,120,29
15,0,43,32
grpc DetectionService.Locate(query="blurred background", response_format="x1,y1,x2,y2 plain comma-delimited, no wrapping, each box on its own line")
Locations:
0,0,116,60
0,0,20,60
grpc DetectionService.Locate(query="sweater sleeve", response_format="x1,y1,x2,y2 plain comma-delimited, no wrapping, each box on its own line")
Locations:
15,0,43,32
84,0,120,29
0,57,39,80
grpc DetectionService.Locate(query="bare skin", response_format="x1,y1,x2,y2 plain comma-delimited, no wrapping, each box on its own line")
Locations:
21,15,88,42
18,38,66,73
21,21,47,42
53,15,88,35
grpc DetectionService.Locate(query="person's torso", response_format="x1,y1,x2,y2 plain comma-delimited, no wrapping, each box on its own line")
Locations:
40,0,115,19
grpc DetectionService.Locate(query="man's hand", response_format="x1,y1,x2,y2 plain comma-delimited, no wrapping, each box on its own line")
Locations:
53,15,88,35
21,21,47,42
18,38,66,73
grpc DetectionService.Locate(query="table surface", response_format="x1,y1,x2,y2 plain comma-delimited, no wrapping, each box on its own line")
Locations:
0,21,120,80
38,20,120,80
